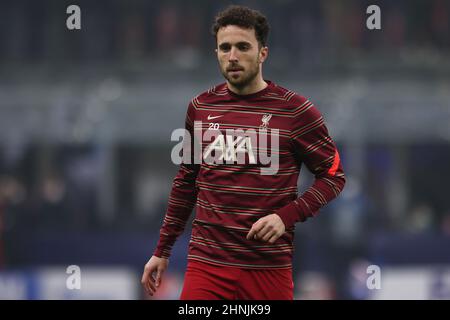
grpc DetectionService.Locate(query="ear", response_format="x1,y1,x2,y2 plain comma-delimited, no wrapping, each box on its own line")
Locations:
259,46,268,63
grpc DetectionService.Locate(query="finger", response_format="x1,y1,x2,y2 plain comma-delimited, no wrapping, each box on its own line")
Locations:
145,276,155,296
268,232,281,244
147,277,155,296
144,280,153,296
254,223,271,240
256,224,273,241
144,267,157,295
261,228,275,242
155,269,164,287
146,282,154,296
247,220,265,240
141,271,147,285
247,225,258,240
148,272,157,293
141,268,153,295
141,263,152,282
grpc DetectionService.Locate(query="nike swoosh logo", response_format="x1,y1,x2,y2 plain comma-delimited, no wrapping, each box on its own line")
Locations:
207,115,224,120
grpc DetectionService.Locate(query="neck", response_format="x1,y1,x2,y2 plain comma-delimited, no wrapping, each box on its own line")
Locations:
227,74,267,96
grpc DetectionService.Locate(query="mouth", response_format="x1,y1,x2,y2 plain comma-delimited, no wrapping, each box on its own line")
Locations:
228,70,243,79
227,68,244,77
227,66,244,72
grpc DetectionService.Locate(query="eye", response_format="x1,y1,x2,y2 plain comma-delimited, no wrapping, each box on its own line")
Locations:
219,43,231,52
237,43,251,51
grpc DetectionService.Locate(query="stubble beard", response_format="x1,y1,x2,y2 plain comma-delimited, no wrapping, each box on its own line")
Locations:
220,60,260,90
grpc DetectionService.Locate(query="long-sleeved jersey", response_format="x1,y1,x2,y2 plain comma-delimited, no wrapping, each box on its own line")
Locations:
154,81,345,269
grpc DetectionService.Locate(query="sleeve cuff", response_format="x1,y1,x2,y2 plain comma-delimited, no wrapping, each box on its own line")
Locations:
276,200,310,229
153,244,172,259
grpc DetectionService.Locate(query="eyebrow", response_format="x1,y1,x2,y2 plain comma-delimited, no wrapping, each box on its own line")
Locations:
218,41,252,48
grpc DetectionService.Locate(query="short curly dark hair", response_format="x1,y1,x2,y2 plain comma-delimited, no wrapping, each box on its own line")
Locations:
211,5,270,48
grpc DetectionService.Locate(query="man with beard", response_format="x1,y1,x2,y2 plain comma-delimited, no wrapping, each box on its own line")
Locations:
141,5,346,300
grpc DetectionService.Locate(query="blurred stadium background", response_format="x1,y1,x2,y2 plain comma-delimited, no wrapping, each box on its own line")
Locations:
0,0,450,299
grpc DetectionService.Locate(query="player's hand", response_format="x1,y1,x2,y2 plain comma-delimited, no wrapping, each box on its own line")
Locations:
141,255,169,296
246,213,285,244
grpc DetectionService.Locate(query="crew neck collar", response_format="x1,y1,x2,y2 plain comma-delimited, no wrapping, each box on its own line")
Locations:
226,80,274,99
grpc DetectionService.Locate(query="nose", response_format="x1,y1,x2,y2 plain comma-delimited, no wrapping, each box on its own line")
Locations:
228,47,239,63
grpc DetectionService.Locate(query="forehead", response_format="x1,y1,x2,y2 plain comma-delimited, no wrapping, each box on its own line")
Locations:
216,25,258,44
